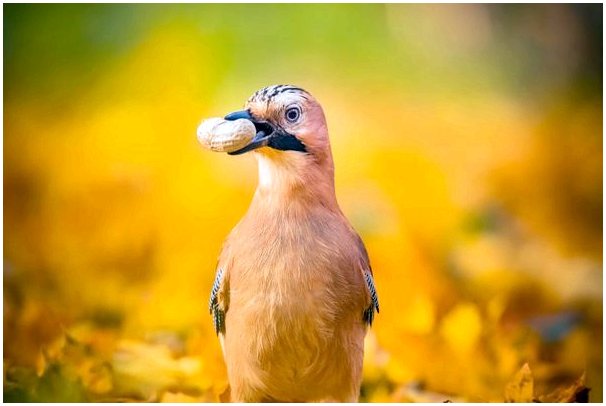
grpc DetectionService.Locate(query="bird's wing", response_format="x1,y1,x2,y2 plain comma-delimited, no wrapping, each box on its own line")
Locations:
354,234,380,326
362,268,380,326
209,266,229,335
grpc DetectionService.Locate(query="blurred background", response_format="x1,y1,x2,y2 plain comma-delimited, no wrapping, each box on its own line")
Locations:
4,3,602,402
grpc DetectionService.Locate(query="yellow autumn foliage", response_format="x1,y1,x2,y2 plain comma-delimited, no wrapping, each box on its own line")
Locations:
4,4,602,403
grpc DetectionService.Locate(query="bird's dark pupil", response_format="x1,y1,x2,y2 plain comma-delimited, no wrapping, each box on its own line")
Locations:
288,109,298,120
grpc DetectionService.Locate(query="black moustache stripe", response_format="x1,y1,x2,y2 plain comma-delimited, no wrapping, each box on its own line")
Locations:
268,132,307,153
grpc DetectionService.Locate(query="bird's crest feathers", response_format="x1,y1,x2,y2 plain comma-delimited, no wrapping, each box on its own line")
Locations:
248,84,310,104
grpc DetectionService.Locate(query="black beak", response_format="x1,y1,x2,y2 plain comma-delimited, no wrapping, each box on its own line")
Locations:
224,110,254,121
224,109,307,155
224,110,274,155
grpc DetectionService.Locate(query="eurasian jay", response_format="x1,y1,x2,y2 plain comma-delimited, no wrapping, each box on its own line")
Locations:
208,85,379,402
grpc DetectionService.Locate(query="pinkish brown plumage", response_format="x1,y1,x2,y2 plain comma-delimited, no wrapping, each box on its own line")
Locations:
207,85,379,402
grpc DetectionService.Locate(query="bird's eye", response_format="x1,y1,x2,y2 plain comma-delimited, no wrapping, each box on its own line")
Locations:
285,107,301,123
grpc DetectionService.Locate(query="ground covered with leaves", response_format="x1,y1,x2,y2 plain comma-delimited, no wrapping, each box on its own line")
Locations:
4,3,603,403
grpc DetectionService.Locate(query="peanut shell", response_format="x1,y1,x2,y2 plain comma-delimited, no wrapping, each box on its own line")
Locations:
197,117,256,153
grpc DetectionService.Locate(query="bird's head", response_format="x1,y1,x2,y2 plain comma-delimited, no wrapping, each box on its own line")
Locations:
224,85,330,161
223,85,336,205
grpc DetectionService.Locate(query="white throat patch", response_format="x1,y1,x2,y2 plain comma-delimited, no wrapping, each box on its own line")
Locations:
257,154,275,189
255,152,306,192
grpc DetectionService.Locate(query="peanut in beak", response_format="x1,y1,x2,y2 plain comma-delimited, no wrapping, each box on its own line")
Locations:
197,117,256,153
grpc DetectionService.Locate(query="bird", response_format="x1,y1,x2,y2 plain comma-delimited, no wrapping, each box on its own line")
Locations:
208,84,379,402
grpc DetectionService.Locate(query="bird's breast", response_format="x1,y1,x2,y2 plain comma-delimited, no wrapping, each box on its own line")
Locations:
222,209,366,400
227,208,362,317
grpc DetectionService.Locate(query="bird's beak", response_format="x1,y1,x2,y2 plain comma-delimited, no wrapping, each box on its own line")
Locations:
224,110,307,154
224,110,274,155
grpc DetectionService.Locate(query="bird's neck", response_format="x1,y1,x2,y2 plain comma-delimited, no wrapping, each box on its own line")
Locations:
252,150,339,213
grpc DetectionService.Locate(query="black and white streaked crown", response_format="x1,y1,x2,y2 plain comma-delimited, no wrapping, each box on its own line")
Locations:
247,84,310,103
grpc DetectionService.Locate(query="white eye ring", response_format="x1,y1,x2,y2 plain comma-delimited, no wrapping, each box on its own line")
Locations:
285,106,301,123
